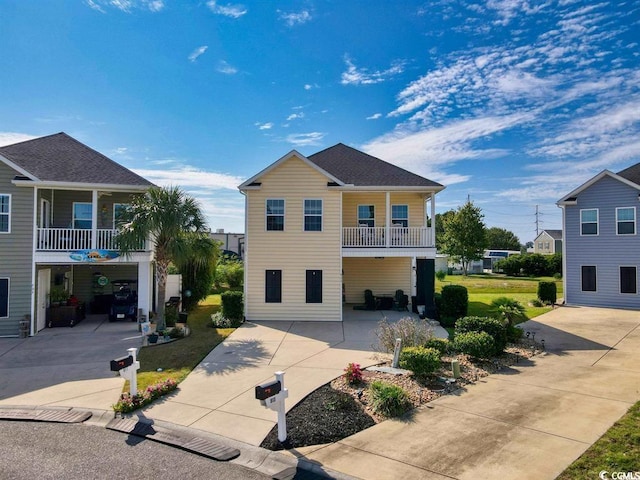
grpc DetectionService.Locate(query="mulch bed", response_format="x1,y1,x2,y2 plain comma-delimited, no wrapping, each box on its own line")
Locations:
260,339,543,451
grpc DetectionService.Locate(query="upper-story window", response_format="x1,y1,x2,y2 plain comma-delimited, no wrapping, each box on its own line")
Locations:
73,202,92,229
616,207,636,235
392,205,408,227
544,242,550,249
538,242,543,249
580,209,598,235
0,194,10,233
358,205,375,227
304,199,322,232
113,203,129,228
266,199,285,231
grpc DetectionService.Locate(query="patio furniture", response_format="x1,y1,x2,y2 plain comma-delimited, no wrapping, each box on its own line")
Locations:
394,289,409,311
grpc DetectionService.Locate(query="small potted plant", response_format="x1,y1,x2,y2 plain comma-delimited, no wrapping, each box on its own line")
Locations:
49,286,69,307
148,332,159,344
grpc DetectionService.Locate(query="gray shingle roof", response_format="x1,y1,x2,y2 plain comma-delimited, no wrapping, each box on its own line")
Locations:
617,162,640,186
542,229,563,240
0,132,153,186
307,143,443,188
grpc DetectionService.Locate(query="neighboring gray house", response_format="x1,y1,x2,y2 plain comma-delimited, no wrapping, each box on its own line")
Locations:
557,164,640,309
0,133,155,337
533,229,562,255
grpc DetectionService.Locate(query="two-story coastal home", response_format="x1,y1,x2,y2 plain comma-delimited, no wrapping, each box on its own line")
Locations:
557,164,640,309
239,143,444,322
0,133,155,337
533,229,563,255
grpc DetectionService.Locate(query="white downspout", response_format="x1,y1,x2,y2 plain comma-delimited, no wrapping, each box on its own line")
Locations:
30,187,38,336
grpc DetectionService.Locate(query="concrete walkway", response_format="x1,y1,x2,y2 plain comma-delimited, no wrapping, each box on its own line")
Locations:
294,306,640,480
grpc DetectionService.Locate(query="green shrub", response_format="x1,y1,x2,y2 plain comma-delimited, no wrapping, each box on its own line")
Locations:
529,298,543,307
454,331,495,359
455,316,507,355
214,256,244,289
548,253,562,277
435,270,446,282
374,317,434,353
220,290,244,327
523,254,548,277
399,346,441,377
424,337,451,356
343,362,363,385
491,297,526,325
507,324,524,343
537,281,557,305
369,380,411,417
494,255,523,276
439,285,468,323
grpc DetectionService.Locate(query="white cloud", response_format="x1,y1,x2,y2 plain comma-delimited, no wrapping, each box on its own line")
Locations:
0,132,37,147
286,112,304,121
366,113,382,120
206,1,247,18
279,10,312,26
255,122,273,130
341,56,405,86
285,132,325,147
85,0,164,12
188,46,208,62
132,166,244,191
217,60,238,74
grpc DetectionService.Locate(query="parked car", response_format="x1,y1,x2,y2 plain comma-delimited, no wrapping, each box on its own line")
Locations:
109,280,138,322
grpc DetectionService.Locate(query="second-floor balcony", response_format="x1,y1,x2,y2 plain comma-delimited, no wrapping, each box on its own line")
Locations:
36,228,146,252
342,226,433,248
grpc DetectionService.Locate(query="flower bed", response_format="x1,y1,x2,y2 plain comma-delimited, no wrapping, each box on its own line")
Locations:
112,378,178,413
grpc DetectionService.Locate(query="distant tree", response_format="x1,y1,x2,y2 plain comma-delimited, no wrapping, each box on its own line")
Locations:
434,210,455,250
441,201,487,275
175,236,220,312
486,227,521,251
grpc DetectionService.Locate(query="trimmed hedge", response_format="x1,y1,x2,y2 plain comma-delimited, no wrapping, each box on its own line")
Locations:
454,331,495,359
221,290,244,326
399,346,441,377
455,316,507,355
439,285,468,324
424,337,451,356
538,281,557,305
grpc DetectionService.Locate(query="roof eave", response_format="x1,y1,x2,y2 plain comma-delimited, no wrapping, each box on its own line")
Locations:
333,185,445,193
557,170,640,204
11,179,152,191
0,153,40,181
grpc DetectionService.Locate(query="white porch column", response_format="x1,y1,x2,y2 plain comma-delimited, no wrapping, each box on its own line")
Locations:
137,260,152,318
30,187,38,336
385,191,391,247
91,190,98,249
430,193,436,248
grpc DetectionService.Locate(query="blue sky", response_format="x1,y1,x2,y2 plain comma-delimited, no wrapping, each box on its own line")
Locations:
1,1,639,244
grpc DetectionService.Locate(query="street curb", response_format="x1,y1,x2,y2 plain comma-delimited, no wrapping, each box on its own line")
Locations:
0,406,359,480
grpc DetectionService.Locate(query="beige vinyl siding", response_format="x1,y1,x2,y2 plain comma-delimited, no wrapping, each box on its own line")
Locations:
343,257,411,304
245,155,342,321
342,192,426,227
0,162,34,336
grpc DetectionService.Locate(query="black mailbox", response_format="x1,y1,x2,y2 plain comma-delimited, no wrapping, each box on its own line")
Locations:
255,380,281,400
110,355,133,372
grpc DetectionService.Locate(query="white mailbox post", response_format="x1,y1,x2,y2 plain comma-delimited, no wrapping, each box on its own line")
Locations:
110,347,140,396
255,371,289,442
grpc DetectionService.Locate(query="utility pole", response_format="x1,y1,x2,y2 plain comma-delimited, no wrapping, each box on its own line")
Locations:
535,205,540,237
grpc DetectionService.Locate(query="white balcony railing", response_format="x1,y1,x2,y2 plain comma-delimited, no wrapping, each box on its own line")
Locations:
342,226,433,248
36,228,141,251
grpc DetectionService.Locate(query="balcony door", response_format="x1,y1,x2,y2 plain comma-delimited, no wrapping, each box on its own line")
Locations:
39,199,50,228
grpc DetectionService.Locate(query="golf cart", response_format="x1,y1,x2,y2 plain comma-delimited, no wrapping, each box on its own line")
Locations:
108,280,138,322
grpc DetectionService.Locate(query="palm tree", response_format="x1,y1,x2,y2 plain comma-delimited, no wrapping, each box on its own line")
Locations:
115,186,208,331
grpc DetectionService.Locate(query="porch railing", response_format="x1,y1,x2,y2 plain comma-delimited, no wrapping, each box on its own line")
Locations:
342,226,433,248
36,228,144,251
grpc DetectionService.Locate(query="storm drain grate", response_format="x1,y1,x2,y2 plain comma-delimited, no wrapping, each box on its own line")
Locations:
106,418,240,461
0,408,92,423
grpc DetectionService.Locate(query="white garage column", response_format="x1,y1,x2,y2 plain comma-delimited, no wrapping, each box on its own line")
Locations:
137,261,153,317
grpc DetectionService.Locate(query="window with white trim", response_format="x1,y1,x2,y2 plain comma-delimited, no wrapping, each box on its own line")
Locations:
73,202,92,229
0,194,10,233
0,278,8,318
620,266,637,294
580,209,598,235
616,207,636,235
304,199,322,231
113,203,129,228
392,205,408,227
581,266,597,292
358,205,375,227
266,199,285,231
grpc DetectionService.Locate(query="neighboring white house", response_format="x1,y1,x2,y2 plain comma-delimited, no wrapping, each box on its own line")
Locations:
533,229,562,255
238,143,445,321
209,229,244,259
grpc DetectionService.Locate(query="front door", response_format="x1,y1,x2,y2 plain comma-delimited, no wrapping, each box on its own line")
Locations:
416,259,435,318
37,269,51,332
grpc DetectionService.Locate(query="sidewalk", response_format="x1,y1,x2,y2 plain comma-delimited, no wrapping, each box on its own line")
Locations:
293,306,640,480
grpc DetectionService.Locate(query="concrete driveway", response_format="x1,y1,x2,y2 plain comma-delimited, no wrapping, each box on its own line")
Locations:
299,306,640,480
0,315,140,410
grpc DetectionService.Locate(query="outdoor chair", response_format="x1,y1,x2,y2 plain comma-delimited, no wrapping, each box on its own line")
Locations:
394,289,409,311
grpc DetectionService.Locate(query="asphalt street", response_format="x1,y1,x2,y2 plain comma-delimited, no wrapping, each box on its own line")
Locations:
0,421,270,480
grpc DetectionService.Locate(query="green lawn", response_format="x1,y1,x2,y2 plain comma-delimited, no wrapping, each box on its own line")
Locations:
557,401,640,479
130,294,234,392
436,274,562,322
